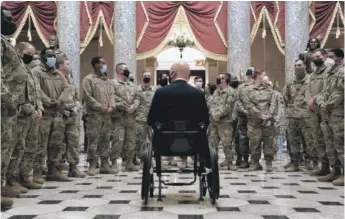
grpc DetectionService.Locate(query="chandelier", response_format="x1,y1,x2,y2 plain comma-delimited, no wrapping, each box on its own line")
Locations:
167,9,194,58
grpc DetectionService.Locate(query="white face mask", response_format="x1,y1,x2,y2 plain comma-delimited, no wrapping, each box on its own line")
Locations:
195,82,203,89
262,75,269,84
325,58,335,68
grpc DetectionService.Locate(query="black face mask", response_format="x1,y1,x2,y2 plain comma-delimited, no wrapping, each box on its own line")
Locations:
129,77,134,82
22,53,33,64
216,78,221,85
123,69,130,78
143,77,150,83
229,81,239,89
312,58,324,67
1,16,17,36
160,78,168,86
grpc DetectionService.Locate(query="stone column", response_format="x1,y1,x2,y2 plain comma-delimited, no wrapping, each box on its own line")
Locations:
227,1,251,78
57,1,80,88
285,1,309,84
114,1,136,80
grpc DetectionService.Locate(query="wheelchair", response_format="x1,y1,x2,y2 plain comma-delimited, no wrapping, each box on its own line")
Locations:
140,120,220,205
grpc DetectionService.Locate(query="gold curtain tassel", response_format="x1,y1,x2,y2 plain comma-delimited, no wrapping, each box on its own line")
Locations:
335,10,340,39
262,11,266,39
99,22,103,47
27,15,32,41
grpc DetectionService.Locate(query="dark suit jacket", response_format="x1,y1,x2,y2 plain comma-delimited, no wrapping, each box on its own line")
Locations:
147,79,209,130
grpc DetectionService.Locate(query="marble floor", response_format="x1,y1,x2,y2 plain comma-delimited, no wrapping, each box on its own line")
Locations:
1,150,344,219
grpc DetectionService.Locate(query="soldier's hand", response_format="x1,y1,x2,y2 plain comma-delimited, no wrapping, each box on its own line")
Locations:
212,114,220,122
127,105,135,114
101,106,108,113
307,98,316,112
260,114,269,121
107,107,114,113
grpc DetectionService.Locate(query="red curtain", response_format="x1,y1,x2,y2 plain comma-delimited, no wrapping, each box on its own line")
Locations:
80,1,92,42
1,1,56,41
89,1,113,29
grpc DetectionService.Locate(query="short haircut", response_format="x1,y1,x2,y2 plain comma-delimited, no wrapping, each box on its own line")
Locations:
294,58,305,64
91,56,102,68
207,83,217,95
115,62,126,72
312,48,327,56
307,38,321,49
330,48,344,59
142,69,150,74
15,42,33,51
194,76,202,81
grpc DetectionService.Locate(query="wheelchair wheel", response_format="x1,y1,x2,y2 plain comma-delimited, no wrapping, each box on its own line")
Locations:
141,143,153,205
207,146,220,205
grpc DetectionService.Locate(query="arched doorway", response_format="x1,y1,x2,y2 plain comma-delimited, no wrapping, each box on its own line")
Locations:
156,47,206,86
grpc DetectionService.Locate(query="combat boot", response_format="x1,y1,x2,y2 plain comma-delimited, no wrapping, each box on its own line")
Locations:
61,163,69,171
168,157,178,166
100,159,118,174
310,158,320,172
42,166,48,175
124,160,140,172
226,160,237,171
121,158,127,167
285,160,300,172
248,160,262,171
235,156,242,166
19,176,42,190
318,166,341,182
33,167,44,184
46,165,69,181
305,158,313,170
283,159,293,169
239,156,249,168
1,196,13,209
133,157,140,166
87,161,97,176
1,186,21,198
265,160,273,172
332,167,344,186
181,158,188,169
110,160,119,174
6,179,28,194
68,164,86,178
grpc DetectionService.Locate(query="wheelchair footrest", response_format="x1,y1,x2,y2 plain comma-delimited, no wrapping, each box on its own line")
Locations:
161,181,196,186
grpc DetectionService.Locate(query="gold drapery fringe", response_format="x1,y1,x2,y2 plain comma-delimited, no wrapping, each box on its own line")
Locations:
136,1,149,48
320,2,344,48
137,5,227,61
250,2,284,55
309,1,316,33
11,5,30,41
214,1,227,48
80,1,93,50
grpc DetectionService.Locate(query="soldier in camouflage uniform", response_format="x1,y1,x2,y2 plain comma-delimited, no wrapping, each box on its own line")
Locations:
57,57,85,178
283,59,315,172
133,70,156,162
234,68,255,168
209,73,237,170
307,48,332,176
111,63,139,172
316,49,344,185
32,48,70,182
242,70,277,172
5,43,43,194
1,6,29,207
82,56,116,176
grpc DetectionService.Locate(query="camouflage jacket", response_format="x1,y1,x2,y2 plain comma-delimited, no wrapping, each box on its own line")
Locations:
235,82,252,115
112,79,137,118
32,64,70,114
133,84,155,122
63,73,79,110
316,63,344,117
209,85,236,123
283,74,312,118
1,35,28,108
309,65,331,114
242,84,277,120
82,73,115,114
273,89,287,127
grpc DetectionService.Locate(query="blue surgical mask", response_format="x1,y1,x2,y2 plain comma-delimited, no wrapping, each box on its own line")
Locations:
46,57,56,68
100,64,107,73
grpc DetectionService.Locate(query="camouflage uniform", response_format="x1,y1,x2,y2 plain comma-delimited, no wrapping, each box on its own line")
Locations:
111,79,137,163
309,65,330,164
82,73,115,163
209,86,236,168
1,36,28,185
133,85,155,157
283,75,315,165
32,64,70,175
242,84,277,162
6,65,43,182
60,74,80,166
272,89,286,155
316,64,344,166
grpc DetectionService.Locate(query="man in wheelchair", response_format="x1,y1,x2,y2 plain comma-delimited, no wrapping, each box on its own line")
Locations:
140,61,220,205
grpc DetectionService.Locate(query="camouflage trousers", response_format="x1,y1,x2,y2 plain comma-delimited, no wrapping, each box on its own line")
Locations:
247,119,274,161
209,121,233,161
273,127,280,154
237,115,249,157
320,114,343,166
59,116,80,165
310,114,328,163
33,115,65,168
6,116,39,180
110,116,136,161
1,115,17,184
85,113,111,162
287,117,315,160
135,121,148,158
